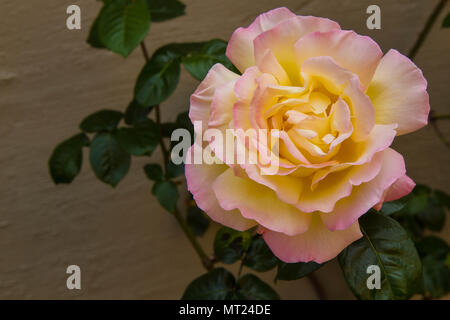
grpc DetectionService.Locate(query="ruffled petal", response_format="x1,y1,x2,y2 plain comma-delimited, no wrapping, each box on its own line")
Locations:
226,7,296,72
263,215,362,263
320,148,406,230
185,153,257,231
294,30,383,88
254,16,340,84
297,150,384,213
189,63,239,132
383,174,415,202
367,49,430,135
213,168,311,236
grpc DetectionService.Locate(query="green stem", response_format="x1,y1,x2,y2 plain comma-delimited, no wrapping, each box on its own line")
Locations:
407,1,449,149
408,0,448,60
430,113,450,121
173,206,214,270
154,104,169,173
140,41,215,271
307,273,327,300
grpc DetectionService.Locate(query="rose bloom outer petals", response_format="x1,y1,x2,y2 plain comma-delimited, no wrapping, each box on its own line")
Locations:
186,8,429,264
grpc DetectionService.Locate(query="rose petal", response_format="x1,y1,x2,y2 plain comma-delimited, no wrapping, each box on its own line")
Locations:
213,168,311,236
263,215,362,263
185,152,257,231
226,7,296,72
297,149,384,213
320,148,406,230
254,16,340,84
189,63,239,132
294,30,383,88
367,49,430,135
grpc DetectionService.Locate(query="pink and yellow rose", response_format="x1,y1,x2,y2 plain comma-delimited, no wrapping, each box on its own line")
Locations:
186,7,430,263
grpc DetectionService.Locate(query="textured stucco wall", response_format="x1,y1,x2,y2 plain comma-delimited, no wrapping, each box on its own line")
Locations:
0,0,449,299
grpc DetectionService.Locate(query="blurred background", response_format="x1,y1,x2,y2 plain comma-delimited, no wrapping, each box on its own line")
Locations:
0,0,449,299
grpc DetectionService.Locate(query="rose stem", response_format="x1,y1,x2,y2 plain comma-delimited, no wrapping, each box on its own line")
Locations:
408,0,447,60
140,41,215,271
407,0,449,148
307,273,327,300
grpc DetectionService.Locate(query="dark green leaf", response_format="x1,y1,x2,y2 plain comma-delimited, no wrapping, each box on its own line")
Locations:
182,268,235,300
176,111,193,134
182,39,236,81
97,0,150,57
442,13,450,28
89,132,131,187
152,180,178,213
161,122,178,137
435,189,450,209
380,199,406,215
80,110,123,133
143,163,163,181
146,0,185,22
187,205,210,236
421,254,450,298
87,11,106,48
416,236,449,257
339,212,422,300
134,45,182,107
394,215,424,242
243,236,278,272
417,192,446,231
166,161,184,178
237,274,280,300
49,133,89,184
214,227,252,264
115,120,159,156
407,192,429,215
276,261,323,281
416,237,450,298
124,99,153,126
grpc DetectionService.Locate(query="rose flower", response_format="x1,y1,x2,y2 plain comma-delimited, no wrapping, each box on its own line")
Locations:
186,7,430,263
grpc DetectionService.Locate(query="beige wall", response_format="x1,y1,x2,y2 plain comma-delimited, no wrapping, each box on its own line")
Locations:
0,0,449,299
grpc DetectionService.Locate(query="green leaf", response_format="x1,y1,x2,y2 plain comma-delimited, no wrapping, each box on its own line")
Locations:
134,45,182,107
339,211,422,300
380,199,407,215
187,205,210,236
416,237,450,298
417,191,446,231
143,163,163,181
152,180,179,213
276,261,323,281
115,120,159,156
89,132,131,187
49,133,89,184
416,236,449,257
98,0,150,57
443,13,450,28
214,227,252,264
182,268,235,300
404,184,430,215
182,39,236,81
445,253,450,268
124,99,153,126
146,0,186,22
161,122,179,137
243,236,278,272
87,11,106,49
80,110,123,133
166,161,184,178
394,215,424,242
435,189,450,209
237,274,280,300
